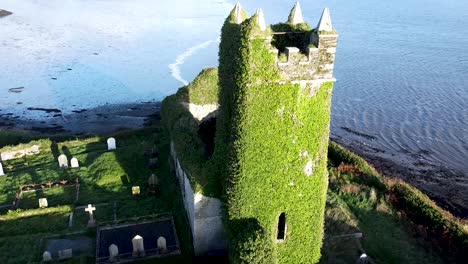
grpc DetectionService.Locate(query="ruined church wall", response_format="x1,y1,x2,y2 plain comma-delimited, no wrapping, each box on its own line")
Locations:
170,142,227,256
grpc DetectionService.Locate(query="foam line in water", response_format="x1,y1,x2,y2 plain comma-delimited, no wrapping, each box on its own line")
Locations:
169,39,217,86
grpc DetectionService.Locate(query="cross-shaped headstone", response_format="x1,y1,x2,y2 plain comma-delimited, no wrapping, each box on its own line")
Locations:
85,204,96,227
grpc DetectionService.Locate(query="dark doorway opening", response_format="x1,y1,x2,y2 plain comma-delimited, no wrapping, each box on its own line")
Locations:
277,212,286,241
198,117,216,158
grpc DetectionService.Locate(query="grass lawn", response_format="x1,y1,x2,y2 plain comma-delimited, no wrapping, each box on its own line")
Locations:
320,144,446,264
0,127,192,263
0,125,460,263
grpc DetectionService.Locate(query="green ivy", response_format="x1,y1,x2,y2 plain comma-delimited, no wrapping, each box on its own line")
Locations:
184,68,219,105
215,13,333,264
162,7,335,263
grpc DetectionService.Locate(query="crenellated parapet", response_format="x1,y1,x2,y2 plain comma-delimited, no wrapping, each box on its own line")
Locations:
271,5,338,82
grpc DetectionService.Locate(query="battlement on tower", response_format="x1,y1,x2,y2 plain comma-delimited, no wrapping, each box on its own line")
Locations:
271,5,338,82
229,2,338,83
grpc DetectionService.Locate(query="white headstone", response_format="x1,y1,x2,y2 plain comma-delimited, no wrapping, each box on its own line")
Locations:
317,8,334,32
0,162,4,176
42,251,52,262
357,253,369,264
289,2,304,24
58,248,73,260
58,154,68,168
107,137,116,151
255,9,267,31
85,204,96,227
109,244,119,261
70,157,79,168
38,198,48,208
157,236,167,252
132,235,145,257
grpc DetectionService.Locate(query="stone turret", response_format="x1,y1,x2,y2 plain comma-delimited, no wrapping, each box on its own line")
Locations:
317,7,333,32
310,8,338,80
255,9,267,31
233,2,244,24
288,1,304,24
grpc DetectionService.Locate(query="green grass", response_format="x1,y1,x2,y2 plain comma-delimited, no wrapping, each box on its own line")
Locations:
184,67,219,105
0,234,43,264
321,141,468,263
0,127,193,263
0,206,72,237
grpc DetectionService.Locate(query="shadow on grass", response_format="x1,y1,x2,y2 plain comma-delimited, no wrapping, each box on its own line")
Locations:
77,126,194,262
347,204,444,264
0,125,194,262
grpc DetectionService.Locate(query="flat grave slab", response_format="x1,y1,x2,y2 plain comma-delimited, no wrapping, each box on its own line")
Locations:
46,237,93,259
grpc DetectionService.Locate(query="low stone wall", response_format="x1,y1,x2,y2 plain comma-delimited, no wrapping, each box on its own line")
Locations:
0,145,40,161
170,142,227,256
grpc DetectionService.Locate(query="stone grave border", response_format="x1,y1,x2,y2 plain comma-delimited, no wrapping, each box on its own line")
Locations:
38,230,90,262
11,178,80,210
95,213,180,263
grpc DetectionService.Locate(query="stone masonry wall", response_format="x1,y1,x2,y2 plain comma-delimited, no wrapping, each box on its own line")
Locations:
170,142,227,256
276,32,338,81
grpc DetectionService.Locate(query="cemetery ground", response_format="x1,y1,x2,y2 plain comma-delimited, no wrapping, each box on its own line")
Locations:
0,127,192,263
0,124,466,263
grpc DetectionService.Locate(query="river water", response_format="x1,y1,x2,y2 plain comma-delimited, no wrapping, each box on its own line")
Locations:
1,0,467,208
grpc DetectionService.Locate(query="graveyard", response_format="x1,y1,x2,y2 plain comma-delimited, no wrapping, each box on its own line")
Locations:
0,119,466,263
0,127,192,263
0,2,466,262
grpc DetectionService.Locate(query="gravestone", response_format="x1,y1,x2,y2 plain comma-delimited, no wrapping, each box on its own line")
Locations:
109,244,119,262
58,248,73,260
85,204,96,227
70,158,79,168
42,251,52,262
58,154,68,168
157,236,167,252
151,146,159,158
38,198,48,208
132,235,145,257
148,174,158,186
107,138,116,151
132,186,141,196
357,253,369,264
148,174,159,194
148,158,160,169
0,162,4,176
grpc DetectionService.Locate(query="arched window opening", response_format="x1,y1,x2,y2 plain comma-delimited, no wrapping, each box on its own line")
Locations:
277,212,287,241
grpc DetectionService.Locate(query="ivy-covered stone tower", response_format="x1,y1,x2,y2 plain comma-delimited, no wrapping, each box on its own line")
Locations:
215,2,338,263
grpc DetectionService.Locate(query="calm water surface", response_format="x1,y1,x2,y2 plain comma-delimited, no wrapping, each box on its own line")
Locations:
1,0,467,174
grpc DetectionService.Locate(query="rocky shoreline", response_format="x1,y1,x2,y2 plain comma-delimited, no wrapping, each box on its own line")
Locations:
0,102,160,136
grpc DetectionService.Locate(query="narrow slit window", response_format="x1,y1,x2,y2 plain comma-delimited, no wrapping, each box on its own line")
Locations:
277,212,287,241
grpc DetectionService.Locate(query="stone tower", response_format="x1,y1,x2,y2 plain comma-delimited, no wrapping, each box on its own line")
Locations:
215,2,338,263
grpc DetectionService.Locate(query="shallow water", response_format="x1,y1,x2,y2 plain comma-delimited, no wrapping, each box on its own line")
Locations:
1,0,467,175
